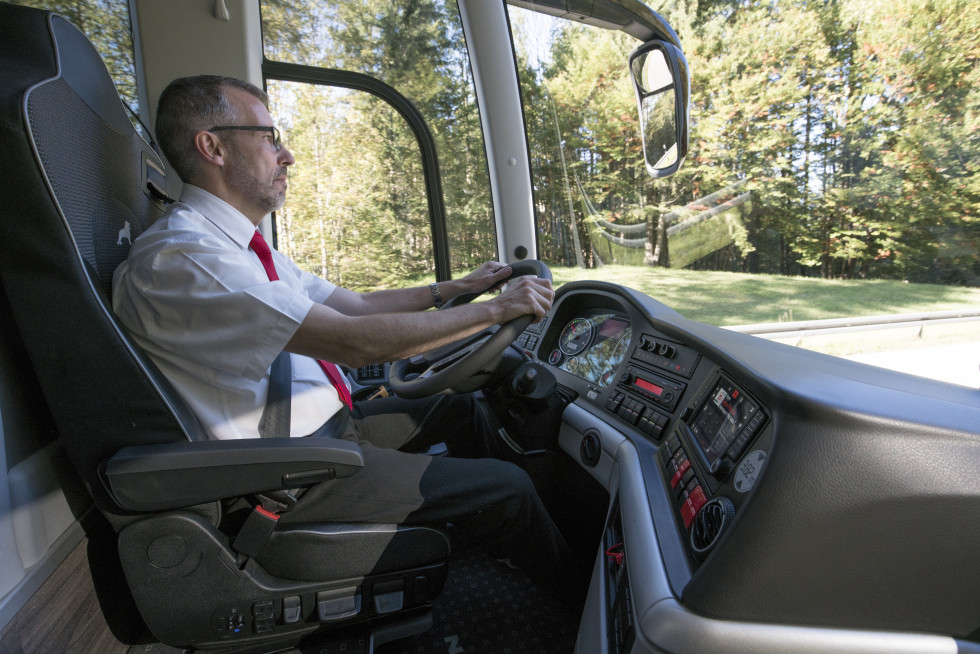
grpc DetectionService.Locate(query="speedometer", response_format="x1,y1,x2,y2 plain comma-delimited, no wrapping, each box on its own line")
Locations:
559,317,595,356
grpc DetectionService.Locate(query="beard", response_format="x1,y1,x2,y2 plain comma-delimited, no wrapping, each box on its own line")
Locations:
225,148,287,215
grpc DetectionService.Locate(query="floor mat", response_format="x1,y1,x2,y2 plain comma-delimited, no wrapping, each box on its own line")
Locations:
376,549,580,654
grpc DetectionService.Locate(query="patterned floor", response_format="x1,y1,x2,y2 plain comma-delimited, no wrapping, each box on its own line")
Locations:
375,549,580,654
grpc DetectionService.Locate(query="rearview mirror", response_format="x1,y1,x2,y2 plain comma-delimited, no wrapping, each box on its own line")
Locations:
629,40,690,178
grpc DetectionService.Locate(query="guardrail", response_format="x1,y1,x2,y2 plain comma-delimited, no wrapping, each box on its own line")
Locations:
724,309,980,340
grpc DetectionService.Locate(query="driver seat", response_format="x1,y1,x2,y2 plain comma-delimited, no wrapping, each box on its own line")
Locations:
0,3,448,651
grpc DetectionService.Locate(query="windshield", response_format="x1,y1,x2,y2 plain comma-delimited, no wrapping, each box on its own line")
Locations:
509,0,979,386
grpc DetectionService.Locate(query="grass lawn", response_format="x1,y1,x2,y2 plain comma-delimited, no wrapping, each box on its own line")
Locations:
550,265,980,326
427,264,980,326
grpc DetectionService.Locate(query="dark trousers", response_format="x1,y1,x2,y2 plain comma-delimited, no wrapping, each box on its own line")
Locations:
281,394,575,594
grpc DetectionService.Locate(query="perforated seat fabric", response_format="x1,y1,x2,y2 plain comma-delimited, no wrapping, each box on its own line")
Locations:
0,3,206,518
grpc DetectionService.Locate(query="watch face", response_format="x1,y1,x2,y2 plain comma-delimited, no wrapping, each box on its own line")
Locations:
430,282,444,307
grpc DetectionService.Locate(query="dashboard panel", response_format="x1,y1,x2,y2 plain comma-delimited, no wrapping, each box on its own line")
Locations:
523,285,777,592
516,280,980,654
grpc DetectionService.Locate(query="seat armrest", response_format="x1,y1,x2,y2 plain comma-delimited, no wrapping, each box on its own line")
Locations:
102,437,364,511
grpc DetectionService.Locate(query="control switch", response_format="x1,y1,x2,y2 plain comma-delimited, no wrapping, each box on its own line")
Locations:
373,579,406,614
282,595,302,624
316,587,361,622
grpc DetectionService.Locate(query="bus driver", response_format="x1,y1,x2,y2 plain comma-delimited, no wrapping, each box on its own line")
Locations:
112,75,581,600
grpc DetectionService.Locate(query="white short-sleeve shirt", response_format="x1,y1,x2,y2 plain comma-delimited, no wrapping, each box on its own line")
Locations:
112,184,348,440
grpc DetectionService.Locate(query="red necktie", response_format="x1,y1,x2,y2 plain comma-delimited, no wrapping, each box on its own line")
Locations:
249,232,353,409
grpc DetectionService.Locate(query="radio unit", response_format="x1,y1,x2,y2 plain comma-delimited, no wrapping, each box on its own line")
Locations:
619,366,685,412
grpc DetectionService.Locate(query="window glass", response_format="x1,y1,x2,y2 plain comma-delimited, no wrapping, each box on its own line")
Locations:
266,81,432,290
510,9,647,270
261,0,496,290
508,2,979,382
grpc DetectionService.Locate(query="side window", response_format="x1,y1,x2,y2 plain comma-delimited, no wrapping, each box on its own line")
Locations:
264,80,431,290
261,0,496,290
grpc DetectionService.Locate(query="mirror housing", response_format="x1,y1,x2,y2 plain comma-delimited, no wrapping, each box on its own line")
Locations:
629,40,690,178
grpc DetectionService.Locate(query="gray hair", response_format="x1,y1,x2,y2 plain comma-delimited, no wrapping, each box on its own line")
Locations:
155,75,269,182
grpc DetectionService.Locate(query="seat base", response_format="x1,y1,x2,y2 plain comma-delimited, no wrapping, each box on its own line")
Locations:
201,607,434,654
118,512,449,650
260,522,450,580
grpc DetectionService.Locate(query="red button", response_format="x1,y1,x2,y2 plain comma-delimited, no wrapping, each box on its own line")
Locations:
681,500,697,528
688,485,708,513
681,485,708,529
670,459,691,488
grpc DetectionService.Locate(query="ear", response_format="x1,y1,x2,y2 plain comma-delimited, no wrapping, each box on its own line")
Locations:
193,130,226,167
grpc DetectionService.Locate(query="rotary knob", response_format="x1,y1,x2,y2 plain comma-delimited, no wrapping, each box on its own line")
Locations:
709,457,733,480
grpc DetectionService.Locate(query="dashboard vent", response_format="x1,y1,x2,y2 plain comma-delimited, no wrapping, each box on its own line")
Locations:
691,497,735,561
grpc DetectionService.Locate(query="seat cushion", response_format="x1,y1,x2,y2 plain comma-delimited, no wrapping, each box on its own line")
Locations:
259,523,450,581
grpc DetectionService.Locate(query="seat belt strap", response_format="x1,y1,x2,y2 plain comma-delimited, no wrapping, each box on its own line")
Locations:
258,350,291,438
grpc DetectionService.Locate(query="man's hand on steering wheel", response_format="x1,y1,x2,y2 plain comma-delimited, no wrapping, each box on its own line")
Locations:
486,274,554,325
389,259,553,398
455,260,513,295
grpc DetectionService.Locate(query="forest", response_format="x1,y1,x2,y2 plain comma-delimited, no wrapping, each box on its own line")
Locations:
261,0,979,290
15,0,979,290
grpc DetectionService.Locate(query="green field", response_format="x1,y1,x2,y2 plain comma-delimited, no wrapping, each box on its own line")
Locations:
550,265,980,327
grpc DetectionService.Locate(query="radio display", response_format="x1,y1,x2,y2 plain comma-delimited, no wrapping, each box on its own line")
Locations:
689,378,759,464
634,377,664,397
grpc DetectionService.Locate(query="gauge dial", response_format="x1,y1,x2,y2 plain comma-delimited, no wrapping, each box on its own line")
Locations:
559,317,595,356
610,326,633,362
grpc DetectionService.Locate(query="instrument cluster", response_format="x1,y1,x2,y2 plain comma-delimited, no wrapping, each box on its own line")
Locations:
546,312,632,388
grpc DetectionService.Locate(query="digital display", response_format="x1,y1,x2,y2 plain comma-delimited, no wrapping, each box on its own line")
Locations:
689,378,759,464
599,318,628,339
634,377,663,396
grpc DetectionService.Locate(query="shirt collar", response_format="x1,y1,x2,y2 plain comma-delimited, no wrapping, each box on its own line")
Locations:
178,184,261,250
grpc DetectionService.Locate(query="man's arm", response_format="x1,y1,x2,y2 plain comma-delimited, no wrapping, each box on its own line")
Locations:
323,261,513,316
285,275,553,368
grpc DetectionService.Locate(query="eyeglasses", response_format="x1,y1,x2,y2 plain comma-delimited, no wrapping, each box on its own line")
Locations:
208,125,282,151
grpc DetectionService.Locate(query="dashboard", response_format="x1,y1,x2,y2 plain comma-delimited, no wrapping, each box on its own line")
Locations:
516,280,980,654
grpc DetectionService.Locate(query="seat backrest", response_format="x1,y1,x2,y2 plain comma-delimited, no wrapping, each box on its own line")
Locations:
0,3,207,517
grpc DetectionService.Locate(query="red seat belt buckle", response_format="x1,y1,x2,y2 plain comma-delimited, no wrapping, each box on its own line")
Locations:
233,505,280,558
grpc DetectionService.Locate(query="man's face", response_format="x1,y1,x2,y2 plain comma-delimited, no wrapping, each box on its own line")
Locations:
220,87,294,216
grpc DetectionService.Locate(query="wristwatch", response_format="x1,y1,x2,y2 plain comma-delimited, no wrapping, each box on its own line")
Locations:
429,282,444,309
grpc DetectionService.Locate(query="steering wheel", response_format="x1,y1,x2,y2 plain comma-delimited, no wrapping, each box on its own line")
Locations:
388,260,552,398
